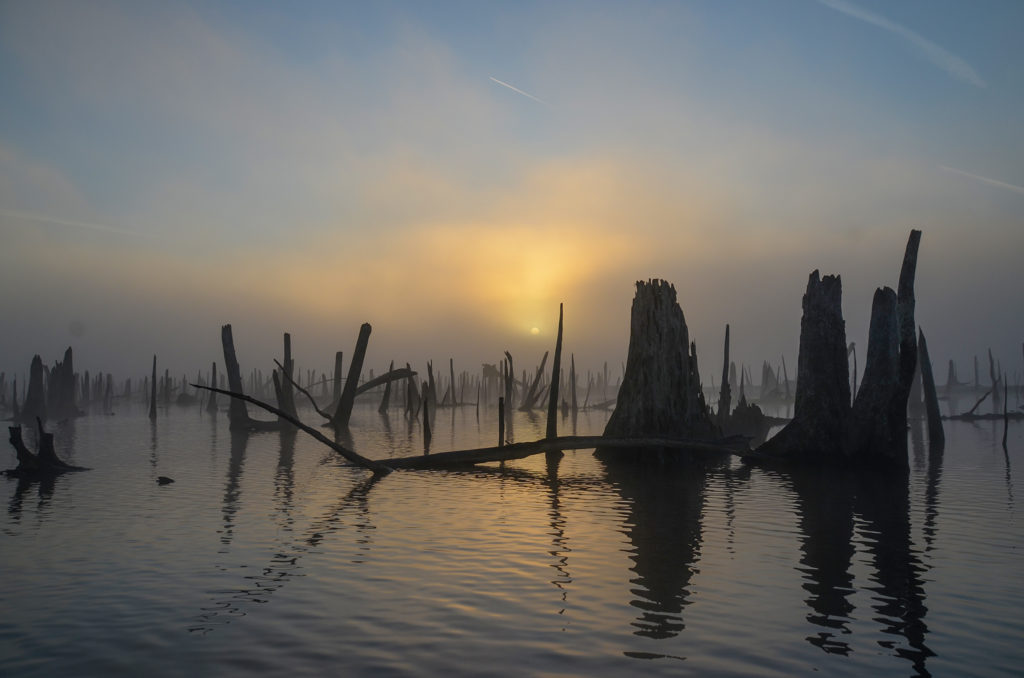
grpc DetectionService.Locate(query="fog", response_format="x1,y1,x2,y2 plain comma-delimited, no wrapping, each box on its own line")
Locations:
1,1,1022,388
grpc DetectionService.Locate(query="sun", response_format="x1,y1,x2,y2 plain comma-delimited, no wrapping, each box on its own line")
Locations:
530,327,540,335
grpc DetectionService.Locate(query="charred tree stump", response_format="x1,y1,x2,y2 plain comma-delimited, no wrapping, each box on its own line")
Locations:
918,329,944,447
755,271,849,461
333,323,371,429
601,280,716,445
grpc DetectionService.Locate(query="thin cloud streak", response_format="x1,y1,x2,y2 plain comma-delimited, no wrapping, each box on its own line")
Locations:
0,209,159,238
815,0,985,88
938,165,1024,195
489,76,548,104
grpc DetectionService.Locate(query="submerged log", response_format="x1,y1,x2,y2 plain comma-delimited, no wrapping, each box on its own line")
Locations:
602,279,716,444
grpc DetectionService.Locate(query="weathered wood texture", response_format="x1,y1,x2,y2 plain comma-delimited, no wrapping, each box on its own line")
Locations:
602,279,716,441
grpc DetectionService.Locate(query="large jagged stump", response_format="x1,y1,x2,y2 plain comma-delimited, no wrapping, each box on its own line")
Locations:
602,279,716,441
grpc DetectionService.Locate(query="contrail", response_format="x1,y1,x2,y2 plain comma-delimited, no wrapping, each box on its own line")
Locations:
939,166,1024,195
814,0,985,88
0,208,159,238
489,77,548,105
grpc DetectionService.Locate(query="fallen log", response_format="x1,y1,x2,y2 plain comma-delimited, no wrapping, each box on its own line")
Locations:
195,384,746,473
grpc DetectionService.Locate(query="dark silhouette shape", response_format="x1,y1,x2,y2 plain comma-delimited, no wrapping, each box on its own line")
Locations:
600,454,711,639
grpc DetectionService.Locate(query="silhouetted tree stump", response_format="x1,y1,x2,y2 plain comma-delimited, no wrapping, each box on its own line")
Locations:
601,279,716,444
755,271,850,461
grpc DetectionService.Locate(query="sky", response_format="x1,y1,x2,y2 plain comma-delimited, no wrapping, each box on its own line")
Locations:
1,0,1022,387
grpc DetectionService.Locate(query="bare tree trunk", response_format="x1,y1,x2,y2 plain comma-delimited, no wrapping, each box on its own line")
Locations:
756,271,849,460
918,329,944,447
221,325,252,430
333,324,371,429
546,303,564,440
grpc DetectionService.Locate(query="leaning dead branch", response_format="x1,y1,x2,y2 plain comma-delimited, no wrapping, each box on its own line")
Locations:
193,384,391,475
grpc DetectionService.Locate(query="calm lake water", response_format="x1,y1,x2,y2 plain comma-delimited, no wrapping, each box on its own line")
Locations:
2,397,1022,677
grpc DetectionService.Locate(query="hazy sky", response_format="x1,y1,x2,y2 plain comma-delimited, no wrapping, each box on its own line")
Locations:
2,0,1022,385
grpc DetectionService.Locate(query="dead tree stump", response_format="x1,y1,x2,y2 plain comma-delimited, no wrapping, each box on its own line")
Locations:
602,279,716,442
756,271,850,460
918,329,944,447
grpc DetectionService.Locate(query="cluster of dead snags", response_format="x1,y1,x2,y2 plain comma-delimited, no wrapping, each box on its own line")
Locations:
191,229,951,476
9,229,1005,479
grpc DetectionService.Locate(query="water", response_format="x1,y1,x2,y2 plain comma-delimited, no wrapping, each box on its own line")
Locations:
2,400,1022,677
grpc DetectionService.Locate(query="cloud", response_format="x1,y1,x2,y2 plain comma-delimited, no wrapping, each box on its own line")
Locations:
489,77,548,104
938,165,1024,195
815,0,986,87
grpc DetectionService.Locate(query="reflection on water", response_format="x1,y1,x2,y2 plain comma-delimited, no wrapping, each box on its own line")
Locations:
219,430,248,549
2,403,1022,677
601,455,712,640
